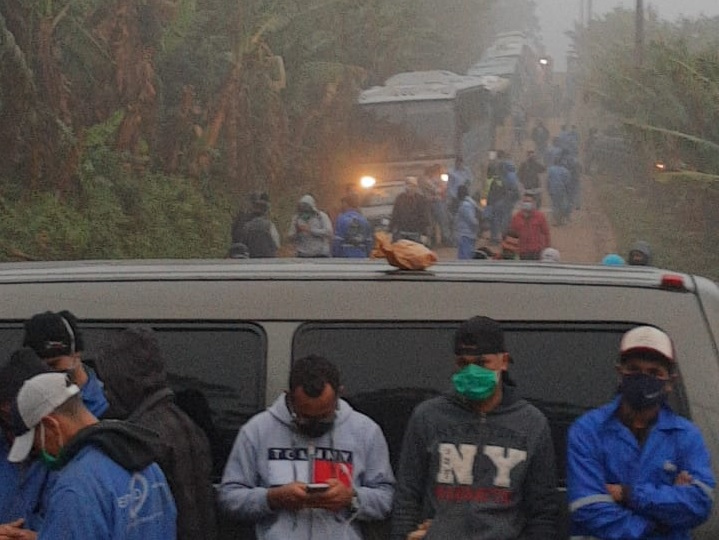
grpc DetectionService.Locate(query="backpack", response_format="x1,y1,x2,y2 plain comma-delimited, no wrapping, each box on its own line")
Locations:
487,177,506,206
241,217,277,258
344,217,367,247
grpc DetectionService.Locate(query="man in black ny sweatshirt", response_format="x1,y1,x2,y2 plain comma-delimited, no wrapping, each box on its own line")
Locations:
392,316,558,540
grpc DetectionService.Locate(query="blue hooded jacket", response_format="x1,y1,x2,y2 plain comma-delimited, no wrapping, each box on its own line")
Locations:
0,369,108,530
332,209,373,258
38,420,176,539
568,396,715,539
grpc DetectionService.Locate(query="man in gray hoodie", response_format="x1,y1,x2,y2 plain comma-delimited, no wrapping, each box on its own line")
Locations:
219,354,395,540
288,194,334,257
392,316,558,540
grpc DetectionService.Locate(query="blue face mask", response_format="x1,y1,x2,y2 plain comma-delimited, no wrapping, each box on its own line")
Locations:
452,364,499,401
619,373,667,410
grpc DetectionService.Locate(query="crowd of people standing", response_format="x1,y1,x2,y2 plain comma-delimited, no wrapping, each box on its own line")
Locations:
1,311,712,539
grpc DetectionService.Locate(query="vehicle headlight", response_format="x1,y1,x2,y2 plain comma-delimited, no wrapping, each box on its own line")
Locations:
441,174,449,182
360,176,377,189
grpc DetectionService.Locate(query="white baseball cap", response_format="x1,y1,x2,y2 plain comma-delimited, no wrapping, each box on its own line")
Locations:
8,372,79,463
620,326,675,364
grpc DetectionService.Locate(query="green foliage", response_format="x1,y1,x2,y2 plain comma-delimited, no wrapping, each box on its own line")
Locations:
574,10,719,174
595,171,719,282
0,113,232,261
0,0,537,260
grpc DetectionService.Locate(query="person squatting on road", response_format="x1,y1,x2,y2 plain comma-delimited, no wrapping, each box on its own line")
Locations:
219,354,395,540
9,372,177,538
391,316,558,540
567,326,715,539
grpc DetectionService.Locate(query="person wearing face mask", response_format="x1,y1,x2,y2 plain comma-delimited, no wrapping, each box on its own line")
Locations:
392,316,558,540
567,326,715,539
219,355,395,540
288,194,334,257
8,372,177,538
509,193,551,260
0,349,53,538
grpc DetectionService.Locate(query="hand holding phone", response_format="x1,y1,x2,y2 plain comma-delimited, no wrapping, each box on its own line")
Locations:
306,483,330,493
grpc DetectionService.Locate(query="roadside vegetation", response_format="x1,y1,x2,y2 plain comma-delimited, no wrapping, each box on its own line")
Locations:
572,7,719,280
0,0,538,260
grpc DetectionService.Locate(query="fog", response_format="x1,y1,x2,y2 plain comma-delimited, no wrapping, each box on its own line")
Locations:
536,0,719,70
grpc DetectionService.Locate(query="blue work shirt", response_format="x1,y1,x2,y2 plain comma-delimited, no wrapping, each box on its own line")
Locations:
568,396,715,539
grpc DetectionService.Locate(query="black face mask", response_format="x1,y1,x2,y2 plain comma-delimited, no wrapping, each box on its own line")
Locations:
293,419,335,439
619,373,667,410
286,393,336,439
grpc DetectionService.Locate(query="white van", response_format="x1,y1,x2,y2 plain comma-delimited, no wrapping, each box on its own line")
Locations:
1,259,718,539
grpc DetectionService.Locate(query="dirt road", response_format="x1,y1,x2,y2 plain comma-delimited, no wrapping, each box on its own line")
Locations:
540,174,617,264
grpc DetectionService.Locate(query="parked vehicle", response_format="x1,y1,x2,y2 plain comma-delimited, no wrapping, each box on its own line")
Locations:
358,179,405,232
1,259,719,538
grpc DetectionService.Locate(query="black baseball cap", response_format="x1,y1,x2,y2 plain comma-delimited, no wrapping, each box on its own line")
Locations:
454,316,506,356
22,311,84,359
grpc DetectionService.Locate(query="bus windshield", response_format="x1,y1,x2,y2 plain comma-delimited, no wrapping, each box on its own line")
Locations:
354,101,456,161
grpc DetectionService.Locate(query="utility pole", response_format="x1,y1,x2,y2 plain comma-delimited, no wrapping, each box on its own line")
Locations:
580,0,585,27
635,0,644,67
587,0,593,24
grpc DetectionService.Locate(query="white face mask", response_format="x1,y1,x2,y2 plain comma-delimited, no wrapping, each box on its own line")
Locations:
520,202,534,212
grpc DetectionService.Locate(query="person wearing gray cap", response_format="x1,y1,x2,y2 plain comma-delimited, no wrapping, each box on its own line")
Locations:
392,316,558,540
567,326,715,539
9,372,177,538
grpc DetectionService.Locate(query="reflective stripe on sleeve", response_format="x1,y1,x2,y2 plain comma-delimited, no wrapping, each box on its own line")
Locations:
692,479,715,500
569,494,615,512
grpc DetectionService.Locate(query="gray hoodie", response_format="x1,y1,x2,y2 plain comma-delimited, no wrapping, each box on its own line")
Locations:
392,387,558,539
288,195,333,257
219,394,395,540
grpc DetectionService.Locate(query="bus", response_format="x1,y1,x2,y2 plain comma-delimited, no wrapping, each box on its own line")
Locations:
351,70,509,195
467,31,544,117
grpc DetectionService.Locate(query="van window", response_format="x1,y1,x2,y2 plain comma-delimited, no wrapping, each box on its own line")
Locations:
293,322,689,484
0,322,266,479
83,323,265,477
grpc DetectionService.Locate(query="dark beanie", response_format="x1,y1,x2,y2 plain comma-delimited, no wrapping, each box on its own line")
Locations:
454,316,506,356
22,311,84,359
0,348,52,403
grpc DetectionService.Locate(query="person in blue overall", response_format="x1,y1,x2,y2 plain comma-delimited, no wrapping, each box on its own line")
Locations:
0,311,108,537
568,326,715,539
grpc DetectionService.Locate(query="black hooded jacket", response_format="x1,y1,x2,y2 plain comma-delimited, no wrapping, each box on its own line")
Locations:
58,420,160,471
97,337,217,540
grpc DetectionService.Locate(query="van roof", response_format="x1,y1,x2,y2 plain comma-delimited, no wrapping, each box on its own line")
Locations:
0,259,697,291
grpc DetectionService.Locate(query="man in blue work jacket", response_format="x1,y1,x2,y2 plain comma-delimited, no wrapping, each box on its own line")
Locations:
567,326,715,539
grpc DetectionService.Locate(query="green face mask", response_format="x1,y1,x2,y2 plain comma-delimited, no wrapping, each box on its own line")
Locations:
38,422,63,471
452,364,499,401
39,449,62,470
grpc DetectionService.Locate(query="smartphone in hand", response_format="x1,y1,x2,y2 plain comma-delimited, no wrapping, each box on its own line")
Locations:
306,483,330,493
